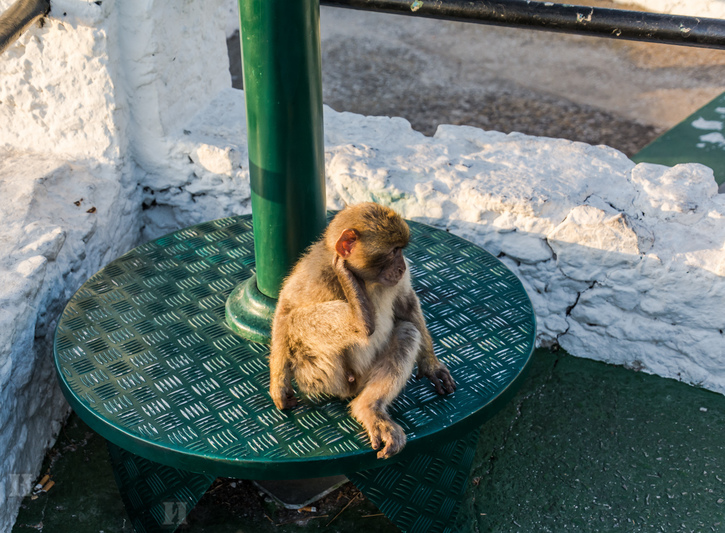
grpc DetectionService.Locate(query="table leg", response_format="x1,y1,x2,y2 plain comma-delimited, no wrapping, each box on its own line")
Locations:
106,441,215,533
347,429,480,533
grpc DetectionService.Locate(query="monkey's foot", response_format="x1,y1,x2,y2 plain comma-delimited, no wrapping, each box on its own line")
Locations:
369,419,406,459
417,361,456,395
270,385,298,410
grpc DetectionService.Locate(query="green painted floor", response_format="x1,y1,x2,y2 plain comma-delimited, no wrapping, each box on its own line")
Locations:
13,348,725,532
632,91,725,188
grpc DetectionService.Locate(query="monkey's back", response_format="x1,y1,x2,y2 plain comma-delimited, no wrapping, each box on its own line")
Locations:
276,241,344,310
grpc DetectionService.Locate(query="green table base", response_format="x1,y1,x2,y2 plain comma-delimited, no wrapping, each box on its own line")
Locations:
107,442,215,533
53,214,536,532
107,430,479,533
349,429,480,533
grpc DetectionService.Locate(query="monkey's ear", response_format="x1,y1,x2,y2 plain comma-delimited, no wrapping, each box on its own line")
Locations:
335,229,359,258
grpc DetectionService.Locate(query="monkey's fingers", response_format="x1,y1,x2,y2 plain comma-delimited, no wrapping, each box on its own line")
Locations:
284,391,299,409
414,364,440,389
428,372,445,395
374,422,406,459
437,367,457,394
378,443,396,460
423,366,456,395
369,430,382,451
271,386,298,410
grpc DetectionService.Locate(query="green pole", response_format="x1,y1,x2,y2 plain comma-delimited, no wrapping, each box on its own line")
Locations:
226,0,327,342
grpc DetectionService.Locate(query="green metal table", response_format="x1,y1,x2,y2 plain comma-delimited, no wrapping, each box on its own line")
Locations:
53,215,536,533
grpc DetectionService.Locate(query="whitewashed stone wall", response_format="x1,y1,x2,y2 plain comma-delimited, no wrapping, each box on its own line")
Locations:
0,0,124,164
0,0,231,530
0,156,140,527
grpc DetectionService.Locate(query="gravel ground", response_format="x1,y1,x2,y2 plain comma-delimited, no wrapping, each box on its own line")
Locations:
227,33,662,157
228,2,725,157
320,42,661,155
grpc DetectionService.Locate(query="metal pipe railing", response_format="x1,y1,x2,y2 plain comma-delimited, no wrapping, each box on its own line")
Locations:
321,0,725,49
0,0,49,55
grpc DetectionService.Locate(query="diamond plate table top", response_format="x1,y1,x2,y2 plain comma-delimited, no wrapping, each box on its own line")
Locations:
53,215,536,479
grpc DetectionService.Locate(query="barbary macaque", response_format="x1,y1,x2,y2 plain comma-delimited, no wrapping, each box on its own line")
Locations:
269,203,456,459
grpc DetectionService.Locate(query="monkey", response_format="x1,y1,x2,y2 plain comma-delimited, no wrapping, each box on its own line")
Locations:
269,202,456,459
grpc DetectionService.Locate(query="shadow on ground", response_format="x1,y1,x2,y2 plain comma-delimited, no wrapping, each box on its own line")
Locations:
13,348,725,532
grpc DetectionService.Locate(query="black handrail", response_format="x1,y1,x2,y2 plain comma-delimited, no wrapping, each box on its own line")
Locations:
321,0,725,49
0,0,50,55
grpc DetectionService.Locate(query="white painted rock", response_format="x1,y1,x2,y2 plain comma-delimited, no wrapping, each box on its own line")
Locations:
0,2,232,525
548,205,652,281
0,151,141,529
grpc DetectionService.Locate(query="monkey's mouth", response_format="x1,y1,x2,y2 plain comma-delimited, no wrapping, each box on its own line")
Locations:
380,269,405,286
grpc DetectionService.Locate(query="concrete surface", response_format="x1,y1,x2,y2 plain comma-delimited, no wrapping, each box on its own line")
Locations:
228,2,725,157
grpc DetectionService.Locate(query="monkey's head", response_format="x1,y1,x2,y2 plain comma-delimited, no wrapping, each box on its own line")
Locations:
326,203,410,287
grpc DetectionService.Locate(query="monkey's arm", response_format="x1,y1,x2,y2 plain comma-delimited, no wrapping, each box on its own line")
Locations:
394,291,456,395
333,255,375,336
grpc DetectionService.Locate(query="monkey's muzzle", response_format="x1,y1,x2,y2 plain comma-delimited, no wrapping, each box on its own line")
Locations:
380,257,406,286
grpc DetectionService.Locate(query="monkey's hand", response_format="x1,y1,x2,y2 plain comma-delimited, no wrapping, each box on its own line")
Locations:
333,255,375,336
416,359,456,395
370,419,407,460
270,384,298,410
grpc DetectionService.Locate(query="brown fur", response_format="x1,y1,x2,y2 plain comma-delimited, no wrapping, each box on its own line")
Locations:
269,203,456,459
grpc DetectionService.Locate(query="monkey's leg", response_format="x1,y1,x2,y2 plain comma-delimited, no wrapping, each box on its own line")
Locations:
269,313,299,410
349,321,420,459
283,301,369,400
